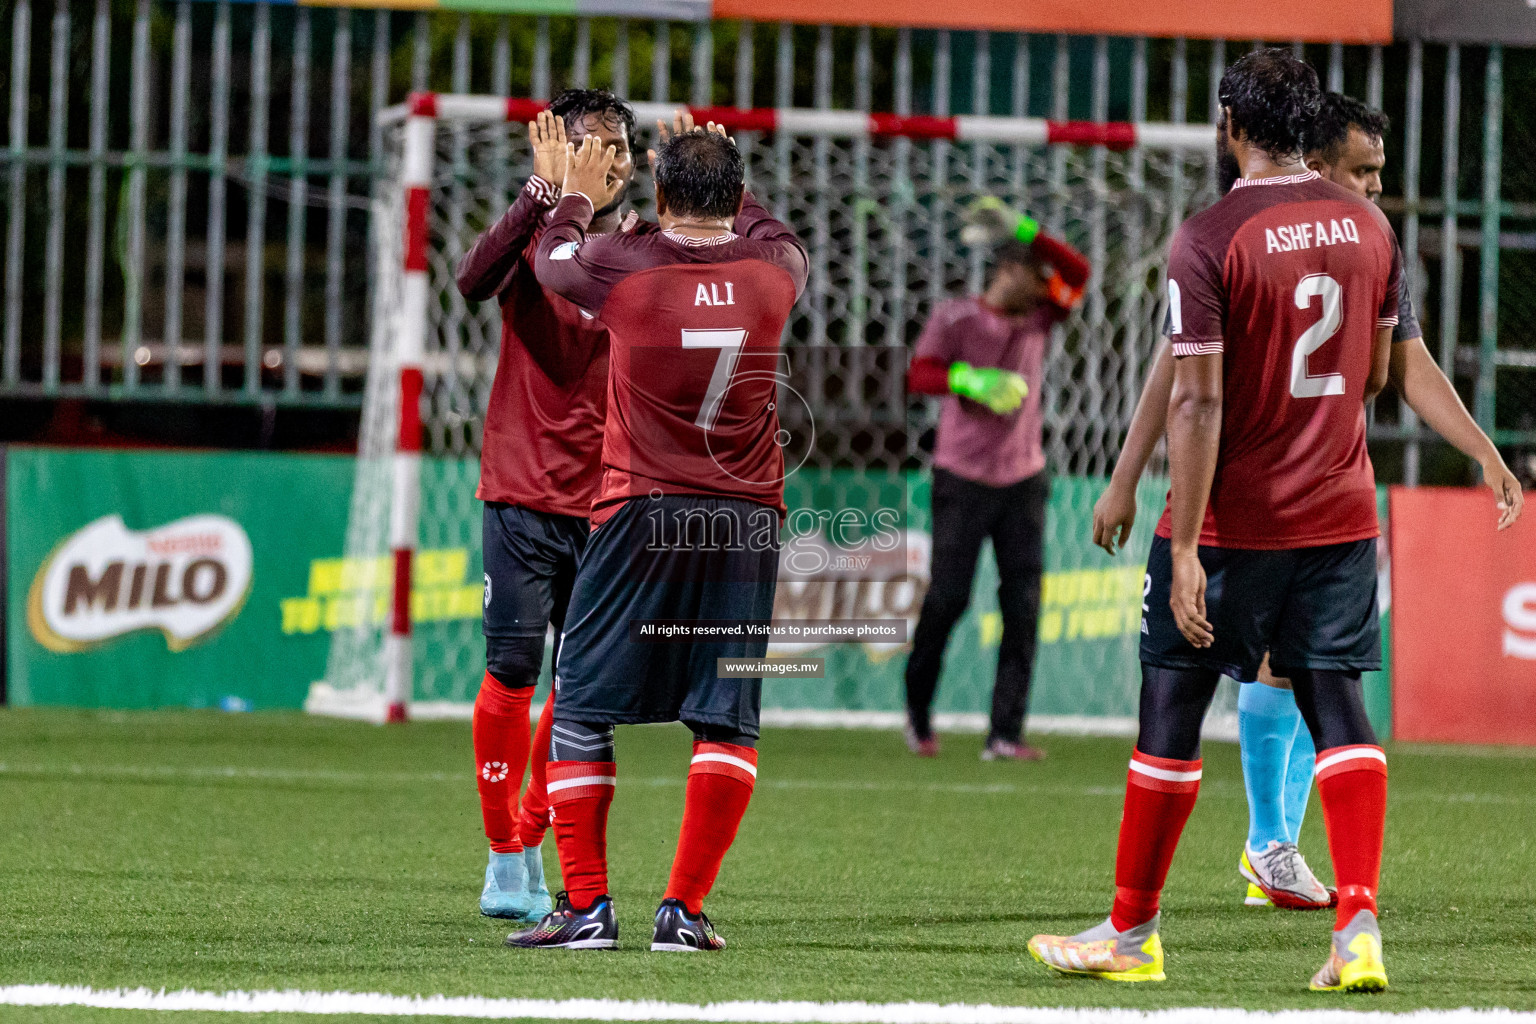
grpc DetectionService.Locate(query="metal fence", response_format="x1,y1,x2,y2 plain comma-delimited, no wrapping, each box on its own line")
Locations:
2,2,1535,479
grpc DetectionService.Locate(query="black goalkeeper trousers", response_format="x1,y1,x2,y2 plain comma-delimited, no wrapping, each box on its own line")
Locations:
904,468,1047,744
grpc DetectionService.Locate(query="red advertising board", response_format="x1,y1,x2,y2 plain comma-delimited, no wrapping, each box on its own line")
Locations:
1390,486,1536,745
712,0,1393,43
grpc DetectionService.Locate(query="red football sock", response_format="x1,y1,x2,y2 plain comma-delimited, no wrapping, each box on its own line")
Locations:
1315,744,1388,929
664,742,758,915
1110,749,1203,931
472,673,533,854
548,760,616,910
517,692,557,848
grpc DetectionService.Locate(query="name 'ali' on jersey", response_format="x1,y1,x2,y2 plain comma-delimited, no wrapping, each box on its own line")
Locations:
533,192,809,527
1156,170,1403,550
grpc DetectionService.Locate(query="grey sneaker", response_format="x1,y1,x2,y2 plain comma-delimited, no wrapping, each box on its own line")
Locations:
1240,840,1332,909
1310,909,1388,992
1028,913,1166,982
981,738,1045,761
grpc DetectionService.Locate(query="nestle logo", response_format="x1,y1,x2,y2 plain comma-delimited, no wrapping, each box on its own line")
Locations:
27,514,254,652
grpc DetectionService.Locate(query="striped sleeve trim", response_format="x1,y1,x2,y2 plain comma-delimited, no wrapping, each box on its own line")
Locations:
1375,316,1399,329
1171,340,1223,357
1315,744,1387,781
523,175,560,206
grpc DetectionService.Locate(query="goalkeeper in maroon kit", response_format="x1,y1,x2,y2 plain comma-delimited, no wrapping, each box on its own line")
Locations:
506,123,806,951
903,202,1088,761
1029,50,1402,992
455,90,649,924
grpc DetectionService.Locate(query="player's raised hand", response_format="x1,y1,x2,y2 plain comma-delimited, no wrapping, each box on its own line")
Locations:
1483,455,1525,530
1169,548,1213,648
1092,480,1137,555
648,109,735,168
562,134,621,210
529,109,568,187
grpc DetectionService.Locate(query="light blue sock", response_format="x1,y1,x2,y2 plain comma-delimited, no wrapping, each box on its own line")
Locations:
1283,712,1317,842
1238,681,1304,851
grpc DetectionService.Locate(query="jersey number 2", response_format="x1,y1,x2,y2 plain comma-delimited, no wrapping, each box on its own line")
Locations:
682,328,748,431
1290,273,1345,398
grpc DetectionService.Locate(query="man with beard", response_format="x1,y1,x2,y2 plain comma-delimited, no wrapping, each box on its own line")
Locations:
455,89,648,923
1090,90,1522,913
1031,48,1403,990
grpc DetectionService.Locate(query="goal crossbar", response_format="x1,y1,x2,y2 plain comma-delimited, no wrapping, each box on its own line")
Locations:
381,92,1216,151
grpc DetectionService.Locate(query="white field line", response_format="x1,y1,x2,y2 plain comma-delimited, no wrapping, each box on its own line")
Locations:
1,986,1532,1023
1,761,1532,805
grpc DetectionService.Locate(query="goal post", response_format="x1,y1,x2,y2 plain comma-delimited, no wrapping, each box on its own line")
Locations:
307,92,1218,725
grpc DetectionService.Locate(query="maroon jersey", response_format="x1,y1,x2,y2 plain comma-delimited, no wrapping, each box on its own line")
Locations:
1155,170,1402,549
456,176,652,518
533,191,808,525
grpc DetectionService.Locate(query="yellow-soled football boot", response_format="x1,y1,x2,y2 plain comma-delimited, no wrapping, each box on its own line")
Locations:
1310,909,1388,993
1028,914,1166,982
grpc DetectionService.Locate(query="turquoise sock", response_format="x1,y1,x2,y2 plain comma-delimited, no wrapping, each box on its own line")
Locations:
1283,712,1317,842
1238,681,1303,850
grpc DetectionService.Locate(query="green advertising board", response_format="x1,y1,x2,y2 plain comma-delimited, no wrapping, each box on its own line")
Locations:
2,446,1390,735
5,447,355,710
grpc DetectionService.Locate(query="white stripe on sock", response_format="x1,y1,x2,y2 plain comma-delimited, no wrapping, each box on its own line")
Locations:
545,775,617,794
1315,747,1386,774
1128,760,1201,783
691,752,758,778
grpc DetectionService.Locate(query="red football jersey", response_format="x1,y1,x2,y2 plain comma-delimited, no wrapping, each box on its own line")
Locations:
1155,170,1402,549
456,177,652,519
534,191,809,525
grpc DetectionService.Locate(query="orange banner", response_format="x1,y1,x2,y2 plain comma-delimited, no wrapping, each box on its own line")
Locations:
1390,486,1536,745
711,0,1393,44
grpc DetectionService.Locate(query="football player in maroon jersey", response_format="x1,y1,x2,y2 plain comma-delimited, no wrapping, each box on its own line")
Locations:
456,90,649,925
1091,92,1523,915
1031,49,1405,992
506,123,807,951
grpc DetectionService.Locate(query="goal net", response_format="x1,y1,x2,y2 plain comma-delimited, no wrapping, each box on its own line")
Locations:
308,95,1219,728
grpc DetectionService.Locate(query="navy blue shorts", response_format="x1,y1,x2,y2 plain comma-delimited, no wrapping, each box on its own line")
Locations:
1139,534,1381,680
553,495,781,736
482,502,589,639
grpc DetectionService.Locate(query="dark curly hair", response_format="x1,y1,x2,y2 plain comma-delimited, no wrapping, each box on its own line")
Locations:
548,88,637,154
655,131,744,220
1218,48,1322,161
1305,91,1391,163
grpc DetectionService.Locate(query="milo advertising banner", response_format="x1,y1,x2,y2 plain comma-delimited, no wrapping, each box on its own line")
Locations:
6,448,354,709
2,447,1391,735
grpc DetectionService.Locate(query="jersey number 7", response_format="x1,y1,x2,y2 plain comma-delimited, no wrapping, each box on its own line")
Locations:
682,328,749,431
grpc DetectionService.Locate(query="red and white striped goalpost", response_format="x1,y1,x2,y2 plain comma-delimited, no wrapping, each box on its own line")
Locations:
378,93,1213,722
383,110,435,724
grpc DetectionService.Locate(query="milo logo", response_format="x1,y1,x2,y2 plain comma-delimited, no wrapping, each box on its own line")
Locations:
28,514,254,652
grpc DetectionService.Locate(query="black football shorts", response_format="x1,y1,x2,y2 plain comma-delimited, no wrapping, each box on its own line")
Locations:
482,502,590,639
552,494,781,736
1139,533,1381,680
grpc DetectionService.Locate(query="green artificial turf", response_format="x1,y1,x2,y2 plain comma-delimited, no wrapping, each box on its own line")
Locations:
1,708,1533,1020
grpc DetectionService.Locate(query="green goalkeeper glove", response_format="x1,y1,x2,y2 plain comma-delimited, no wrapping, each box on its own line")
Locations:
960,196,1040,247
948,362,1029,414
